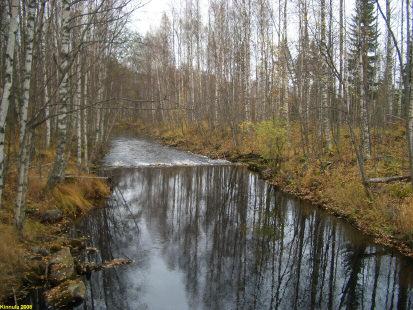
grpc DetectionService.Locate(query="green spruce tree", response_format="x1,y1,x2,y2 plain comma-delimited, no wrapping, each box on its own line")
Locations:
348,0,379,95
348,0,379,158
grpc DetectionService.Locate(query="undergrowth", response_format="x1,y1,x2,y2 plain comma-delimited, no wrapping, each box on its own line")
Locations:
0,149,110,300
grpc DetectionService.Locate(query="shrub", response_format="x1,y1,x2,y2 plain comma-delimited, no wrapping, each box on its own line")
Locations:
254,120,287,169
387,183,413,199
396,200,413,240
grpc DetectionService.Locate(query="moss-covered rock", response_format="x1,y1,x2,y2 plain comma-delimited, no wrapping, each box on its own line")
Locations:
48,247,74,284
40,209,63,223
44,278,86,309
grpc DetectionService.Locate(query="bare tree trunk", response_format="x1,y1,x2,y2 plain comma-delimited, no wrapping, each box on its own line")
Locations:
384,0,394,119
95,95,102,144
321,0,332,150
15,0,37,230
280,0,288,122
76,59,82,167
156,65,163,122
15,131,33,231
407,2,413,189
360,52,371,159
19,0,36,148
47,0,71,189
82,72,89,170
0,0,19,207
398,2,405,117
44,60,51,149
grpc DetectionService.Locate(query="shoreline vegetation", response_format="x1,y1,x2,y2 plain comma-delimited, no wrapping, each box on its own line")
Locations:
124,121,413,259
0,149,110,304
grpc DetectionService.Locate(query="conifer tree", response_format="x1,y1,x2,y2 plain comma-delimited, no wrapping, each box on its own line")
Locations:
348,0,379,158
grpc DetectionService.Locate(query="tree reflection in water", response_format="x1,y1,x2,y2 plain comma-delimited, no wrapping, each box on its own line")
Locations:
76,166,413,310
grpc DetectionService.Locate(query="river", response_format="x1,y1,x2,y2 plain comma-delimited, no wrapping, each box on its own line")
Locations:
76,137,413,309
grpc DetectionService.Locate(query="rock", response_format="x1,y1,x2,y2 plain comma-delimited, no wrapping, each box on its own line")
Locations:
48,247,75,284
68,238,86,252
44,278,86,309
86,246,98,254
41,209,63,223
31,246,50,257
30,259,48,275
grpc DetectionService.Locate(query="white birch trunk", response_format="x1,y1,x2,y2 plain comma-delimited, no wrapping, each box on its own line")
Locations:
281,0,288,122
82,73,89,170
398,0,404,118
76,60,82,167
18,0,36,148
45,90,51,149
408,63,413,187
407,3,413,187
281,43,288,121
384,0,393,118
0,0,19,207
214,74,219,125
156,66,163,122
15,131,32,230
15,0,37,230
95,65,106,145
95,88,102,145
43,47,51,149
320,0,332,150
47,0,71,188
360,53,371,159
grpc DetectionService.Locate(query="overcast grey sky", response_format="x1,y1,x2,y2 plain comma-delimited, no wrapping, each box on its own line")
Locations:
129,0,175,34
128,0,401,46
129,0,209,35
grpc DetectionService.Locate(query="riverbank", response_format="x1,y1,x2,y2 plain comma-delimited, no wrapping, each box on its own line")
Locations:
121,121,413,259
0,149,110,304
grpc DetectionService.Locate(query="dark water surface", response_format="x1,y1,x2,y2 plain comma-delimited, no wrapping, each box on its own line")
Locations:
76,138,413,309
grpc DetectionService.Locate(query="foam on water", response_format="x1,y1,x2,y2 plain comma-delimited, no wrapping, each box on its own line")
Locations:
103,137,230,168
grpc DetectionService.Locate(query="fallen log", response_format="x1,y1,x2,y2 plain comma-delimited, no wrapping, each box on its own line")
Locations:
367,175,411,184
64,174,108,180
77,258,132,276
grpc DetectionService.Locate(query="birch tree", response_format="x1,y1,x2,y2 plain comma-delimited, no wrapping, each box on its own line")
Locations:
384,0,394,119
47,0,71,189
15,0,37,230
0,0,19,207
320,0,332,150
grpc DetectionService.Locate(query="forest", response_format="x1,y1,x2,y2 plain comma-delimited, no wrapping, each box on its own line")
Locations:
1,0,413,307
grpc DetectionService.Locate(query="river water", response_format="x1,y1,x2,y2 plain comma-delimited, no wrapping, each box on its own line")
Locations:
76,137,413,309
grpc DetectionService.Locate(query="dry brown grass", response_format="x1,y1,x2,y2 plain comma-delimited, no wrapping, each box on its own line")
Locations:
0,225,27,299
51,177,109,217
396,199,413,241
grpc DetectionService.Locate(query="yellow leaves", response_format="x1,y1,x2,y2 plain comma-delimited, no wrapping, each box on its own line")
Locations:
238,121,254,133
254,120,287,169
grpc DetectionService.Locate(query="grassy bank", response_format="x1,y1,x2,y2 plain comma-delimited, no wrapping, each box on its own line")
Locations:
121,121,413,258
0,149,110,301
